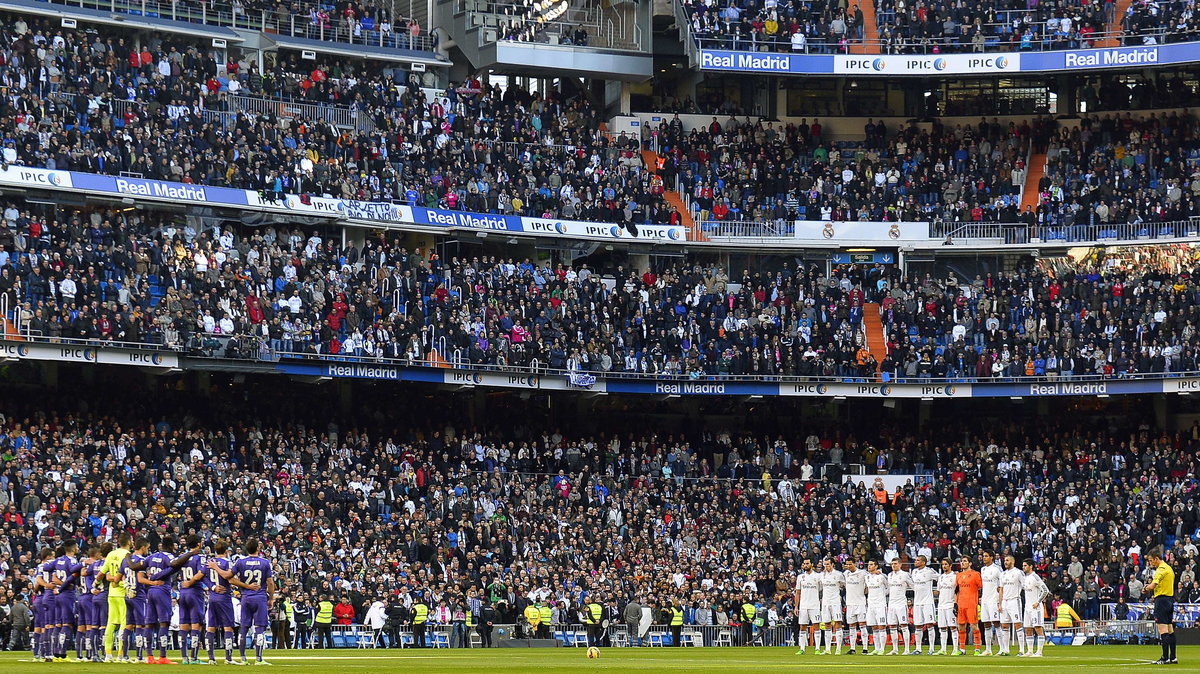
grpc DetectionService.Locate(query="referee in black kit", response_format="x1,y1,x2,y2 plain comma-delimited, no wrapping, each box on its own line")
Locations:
1145,546,1177,665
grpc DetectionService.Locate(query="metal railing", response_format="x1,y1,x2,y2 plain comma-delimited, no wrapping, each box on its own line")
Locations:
700,220,795,238
9,331,1200,387
932,219,1200,245
226,94,375,133
456,0,641,50
48,0,438,52
51,89,369,133
678,0,1190,56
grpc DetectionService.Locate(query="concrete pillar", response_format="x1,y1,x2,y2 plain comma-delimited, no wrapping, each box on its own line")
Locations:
196,370,212,395
339,380,354,417
1058,75,1076,115
628,253,650,272
40,361,58,389
917,399,931,429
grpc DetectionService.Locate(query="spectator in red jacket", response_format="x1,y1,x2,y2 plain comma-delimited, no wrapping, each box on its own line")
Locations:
334,596,356,625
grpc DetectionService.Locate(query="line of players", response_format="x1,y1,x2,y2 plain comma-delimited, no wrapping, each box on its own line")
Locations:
29,533,277,665
791,552,1051,656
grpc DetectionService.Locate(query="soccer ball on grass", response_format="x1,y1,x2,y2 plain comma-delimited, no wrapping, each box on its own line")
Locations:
586,646,600,659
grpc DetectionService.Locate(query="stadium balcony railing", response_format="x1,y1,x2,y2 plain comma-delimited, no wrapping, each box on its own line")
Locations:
51,89,373,134
685,27,1177,55
455,0,643,51
696,218,1200,245
675,0,1185,56
6,331,1200,388
44,0,438,53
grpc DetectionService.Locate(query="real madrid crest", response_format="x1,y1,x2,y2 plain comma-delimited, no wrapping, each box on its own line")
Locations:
822,223,835,239
888,223,901,239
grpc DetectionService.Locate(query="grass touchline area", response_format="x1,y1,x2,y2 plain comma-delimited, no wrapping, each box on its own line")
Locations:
0,645,1191,672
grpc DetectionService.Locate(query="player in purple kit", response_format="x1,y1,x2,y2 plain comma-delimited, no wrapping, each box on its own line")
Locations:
50,541,86,661
32,547,56,662
144,535,202,664
119,538,153,663
177,535,208,664
82,544,111,662
31,546,55,662
205,539,238,665
210,537,275,666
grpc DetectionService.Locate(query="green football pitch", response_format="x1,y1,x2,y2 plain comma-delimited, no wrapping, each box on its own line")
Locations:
0,646,1194,673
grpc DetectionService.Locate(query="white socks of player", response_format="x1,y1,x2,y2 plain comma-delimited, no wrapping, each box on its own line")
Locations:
1017,629,1027,654
834,629,843,653
848,626,858,651
997,625,1008,653
873,628,886,653
914,627,923,652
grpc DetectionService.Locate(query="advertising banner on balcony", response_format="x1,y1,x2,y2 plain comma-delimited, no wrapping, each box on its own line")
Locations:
795,220,930,242
698,42,1200,76
834,52,1020,76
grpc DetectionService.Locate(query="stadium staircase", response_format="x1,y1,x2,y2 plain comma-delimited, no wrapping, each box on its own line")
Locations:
1020,151,1048,212
850,2,880,54
863,303,887,376
643,150,706,241
0,316,21,340
1097,0,1135,47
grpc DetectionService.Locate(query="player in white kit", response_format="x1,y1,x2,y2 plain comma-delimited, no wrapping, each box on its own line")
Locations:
1020,560,1050,657
843,559,869,654
998,554,1026,655
979,550,1002,655
818,559,845,654
865,561,888,655
935,558,960,655
886,559,913,655
910,555,938,654
792,559,821,655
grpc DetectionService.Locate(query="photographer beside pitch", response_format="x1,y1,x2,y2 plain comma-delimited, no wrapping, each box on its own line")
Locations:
1145,547,1178,665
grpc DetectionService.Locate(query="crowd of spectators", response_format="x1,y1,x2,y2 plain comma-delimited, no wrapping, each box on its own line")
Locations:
0,16,676,230
683,0,867,54
681,0,1200,54
1,14,1197,238
651,110,1196,234
0,384,1196,647
1034,111,1200,235
3,193,1200,382
655,114,1035,226
44,0,431,51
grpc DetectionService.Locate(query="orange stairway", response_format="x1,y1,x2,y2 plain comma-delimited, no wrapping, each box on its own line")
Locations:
663,190,705,241
850,1,880,54
863,302,887,375
1020,152,1047,212
0,316,21,340
641,149,659,173
1097,0,1134,47
428,348,451,368
644,149,705,241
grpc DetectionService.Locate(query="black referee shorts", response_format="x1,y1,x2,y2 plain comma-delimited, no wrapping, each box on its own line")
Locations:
1153,595,1174,625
